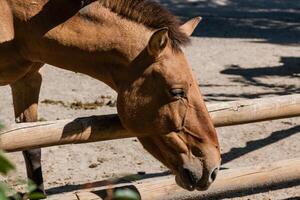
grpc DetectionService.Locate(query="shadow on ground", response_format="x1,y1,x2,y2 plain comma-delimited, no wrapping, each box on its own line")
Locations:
222,124,300,164
200,56,300,101
46,171,170,195
158,0,300,45
221,56,300,88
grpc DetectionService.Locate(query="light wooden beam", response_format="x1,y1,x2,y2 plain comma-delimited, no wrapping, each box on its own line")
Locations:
208,94,300,127
47,157,300,200
1,94,299,152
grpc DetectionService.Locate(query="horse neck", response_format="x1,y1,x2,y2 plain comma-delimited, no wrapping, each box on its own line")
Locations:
17,2,152,91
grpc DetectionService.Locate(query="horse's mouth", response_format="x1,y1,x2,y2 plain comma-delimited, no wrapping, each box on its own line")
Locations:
175,166,213,191
175,173,196,191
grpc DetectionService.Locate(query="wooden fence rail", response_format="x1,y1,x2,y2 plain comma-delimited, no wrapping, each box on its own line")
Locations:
47,157,300,200
1,94,299,152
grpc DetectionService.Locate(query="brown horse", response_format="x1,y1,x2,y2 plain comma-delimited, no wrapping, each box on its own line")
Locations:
0,0,221,195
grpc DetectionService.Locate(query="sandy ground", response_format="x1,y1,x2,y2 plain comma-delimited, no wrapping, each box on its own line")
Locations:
0,0,300,199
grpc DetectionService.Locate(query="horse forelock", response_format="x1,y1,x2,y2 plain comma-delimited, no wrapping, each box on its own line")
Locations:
99,0,190,51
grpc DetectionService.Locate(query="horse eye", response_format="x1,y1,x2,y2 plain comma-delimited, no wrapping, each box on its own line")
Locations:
169,88,185,98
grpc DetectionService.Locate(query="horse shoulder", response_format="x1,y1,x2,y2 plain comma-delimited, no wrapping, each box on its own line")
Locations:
0,1,34,86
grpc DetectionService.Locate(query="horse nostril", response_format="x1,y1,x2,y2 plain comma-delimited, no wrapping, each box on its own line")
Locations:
209,167,218,182
183,168,198,186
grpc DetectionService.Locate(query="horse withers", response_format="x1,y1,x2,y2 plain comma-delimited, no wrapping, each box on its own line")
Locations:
0,0,221,195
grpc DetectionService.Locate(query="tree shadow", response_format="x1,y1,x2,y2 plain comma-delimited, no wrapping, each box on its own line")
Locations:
202,56,300,101
222,56,300,91
221,125,300,164
222,57,300,78
158,0,300,45
221,56,300,86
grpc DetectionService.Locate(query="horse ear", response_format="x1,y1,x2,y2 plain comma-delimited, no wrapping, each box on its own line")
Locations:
147,28,169,57
180,17,202,36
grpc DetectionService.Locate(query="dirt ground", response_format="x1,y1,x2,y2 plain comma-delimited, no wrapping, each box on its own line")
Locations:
0,0,299,199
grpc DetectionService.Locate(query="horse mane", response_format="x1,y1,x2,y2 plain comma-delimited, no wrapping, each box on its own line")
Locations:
99,0,190,50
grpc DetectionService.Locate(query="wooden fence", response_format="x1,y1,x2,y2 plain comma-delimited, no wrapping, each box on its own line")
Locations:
1,94,300,199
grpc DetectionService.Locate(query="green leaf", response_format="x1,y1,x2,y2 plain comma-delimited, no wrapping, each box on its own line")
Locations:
11,192,22,200
0,182,20,200
0,191,8,200
113,188,140,200
0,123,4,130
28,192,46,200
25,180,46,199
0,151,15,175
0,182,10,200
27,180,37,193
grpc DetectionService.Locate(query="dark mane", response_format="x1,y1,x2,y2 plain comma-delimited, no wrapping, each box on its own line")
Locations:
99,0,190,50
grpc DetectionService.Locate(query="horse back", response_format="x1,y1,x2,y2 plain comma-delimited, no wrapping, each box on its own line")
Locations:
0,0,14,43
